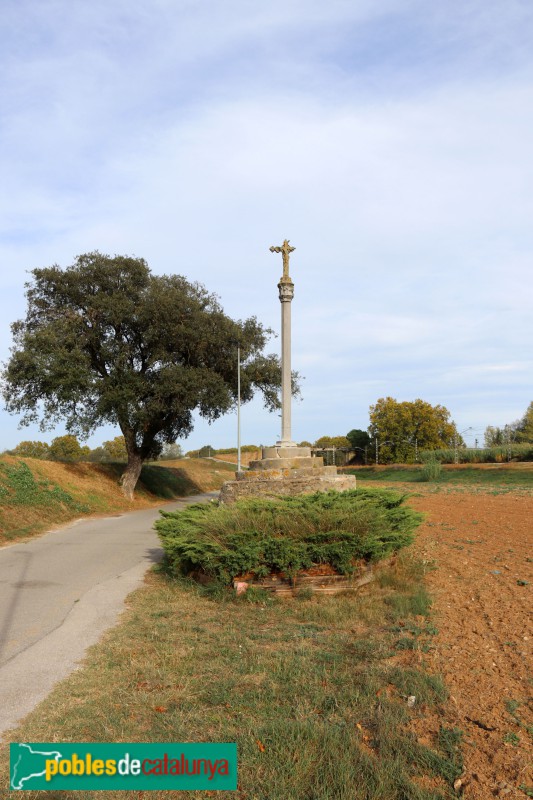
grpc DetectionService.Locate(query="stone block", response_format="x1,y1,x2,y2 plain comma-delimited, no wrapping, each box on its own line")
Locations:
248,456,324,471
261,446,312,459
219,474,356,504
236,465,338,482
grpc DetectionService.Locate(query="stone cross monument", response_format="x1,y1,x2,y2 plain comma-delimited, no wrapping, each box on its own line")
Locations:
270,239,296,447
218,239,356,503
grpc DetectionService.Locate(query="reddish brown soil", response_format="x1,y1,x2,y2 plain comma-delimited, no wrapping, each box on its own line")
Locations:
406,488,533,799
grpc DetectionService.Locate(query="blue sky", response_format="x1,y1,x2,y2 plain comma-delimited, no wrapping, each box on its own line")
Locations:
1,0,532,452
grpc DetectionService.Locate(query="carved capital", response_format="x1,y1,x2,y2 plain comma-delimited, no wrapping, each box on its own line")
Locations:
278,281,294,302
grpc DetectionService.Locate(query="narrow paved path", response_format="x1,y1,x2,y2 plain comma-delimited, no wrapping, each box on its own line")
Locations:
0,494,215,736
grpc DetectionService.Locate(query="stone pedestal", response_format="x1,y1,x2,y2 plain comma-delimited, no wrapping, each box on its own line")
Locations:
219,446,356,504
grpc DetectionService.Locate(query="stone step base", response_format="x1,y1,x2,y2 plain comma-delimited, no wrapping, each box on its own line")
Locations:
248,456,324,471
237,465,337,481
219,474,356,504
262,446,312,459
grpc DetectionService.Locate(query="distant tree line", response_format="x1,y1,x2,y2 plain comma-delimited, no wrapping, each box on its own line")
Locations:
187,445,261,457
11,400,531,467
6,435,183,463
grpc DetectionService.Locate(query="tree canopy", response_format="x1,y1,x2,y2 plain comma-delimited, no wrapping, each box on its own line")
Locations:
484,425,504,447
49,435,84,463
10,440,51,459
346,429,371,451
159,442,183,460
368,397,458,464
484,401,533,446
102,436,128,462
314,435,351,449
2,252,289,497
519,401,533,442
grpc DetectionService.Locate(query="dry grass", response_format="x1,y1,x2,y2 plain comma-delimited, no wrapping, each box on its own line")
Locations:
0,553,462,799
212,451,261,466
155,458,236,491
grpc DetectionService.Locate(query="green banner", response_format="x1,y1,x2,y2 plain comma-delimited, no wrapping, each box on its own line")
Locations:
10,742,237,791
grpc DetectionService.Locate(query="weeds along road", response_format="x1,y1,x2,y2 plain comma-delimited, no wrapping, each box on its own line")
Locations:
0,493,215,736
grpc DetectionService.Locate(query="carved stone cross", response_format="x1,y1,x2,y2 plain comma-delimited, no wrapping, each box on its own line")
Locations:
270,239,295,280
269,239,296,447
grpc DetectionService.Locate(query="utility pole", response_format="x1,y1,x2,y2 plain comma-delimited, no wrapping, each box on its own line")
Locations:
237,346,242,472
455,427,473,464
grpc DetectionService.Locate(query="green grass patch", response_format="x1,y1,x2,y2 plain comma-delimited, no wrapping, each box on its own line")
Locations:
0,461,90,512
0,550,461,799
155,489,423,584
385,586,432,619
419,456,442,482
345,465,533,488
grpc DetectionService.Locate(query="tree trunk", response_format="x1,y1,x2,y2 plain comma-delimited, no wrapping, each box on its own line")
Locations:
120,451,143,500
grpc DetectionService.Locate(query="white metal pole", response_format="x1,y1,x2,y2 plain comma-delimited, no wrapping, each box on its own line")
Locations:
237,347,241,473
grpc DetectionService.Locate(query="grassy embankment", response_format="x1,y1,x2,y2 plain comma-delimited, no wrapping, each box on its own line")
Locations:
0,455,236,545
0,483,466,799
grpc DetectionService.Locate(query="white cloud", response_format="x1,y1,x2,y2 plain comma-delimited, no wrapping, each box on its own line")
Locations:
0,0,532,450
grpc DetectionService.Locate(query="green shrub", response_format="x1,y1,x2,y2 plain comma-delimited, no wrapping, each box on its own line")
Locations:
155,489,422,585
419,456,442,481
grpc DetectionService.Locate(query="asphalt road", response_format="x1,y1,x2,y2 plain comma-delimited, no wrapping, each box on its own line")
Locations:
0,493,215,737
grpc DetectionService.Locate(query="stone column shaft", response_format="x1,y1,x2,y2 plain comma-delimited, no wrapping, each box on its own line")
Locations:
278,279,294,446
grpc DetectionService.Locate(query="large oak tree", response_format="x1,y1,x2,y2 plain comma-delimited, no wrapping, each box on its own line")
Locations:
2,252,287,497
368,397,459,464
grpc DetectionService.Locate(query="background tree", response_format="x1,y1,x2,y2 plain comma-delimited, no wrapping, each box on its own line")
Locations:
49,435,83,463
484,425,504,447
346,429,371,451
484,402,533,447
368,397,458,464
2,252,290,498
85,446,108,463
515,401,533,443
10,440,50,459
159,442,183,460
102,435,128,462
314,435,351,449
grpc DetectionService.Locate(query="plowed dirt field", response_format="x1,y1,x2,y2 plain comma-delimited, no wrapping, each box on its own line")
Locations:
402,486,532,799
